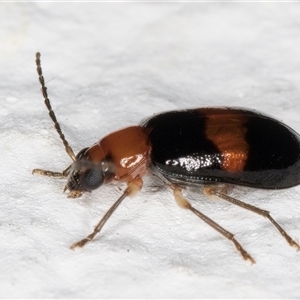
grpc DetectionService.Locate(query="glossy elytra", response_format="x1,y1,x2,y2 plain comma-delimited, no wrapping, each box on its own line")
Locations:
33,52,300,264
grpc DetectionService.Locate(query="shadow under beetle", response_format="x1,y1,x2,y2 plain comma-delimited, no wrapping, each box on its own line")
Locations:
33,52,300,264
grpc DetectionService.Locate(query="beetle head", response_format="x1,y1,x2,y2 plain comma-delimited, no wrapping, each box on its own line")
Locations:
66,147,113,198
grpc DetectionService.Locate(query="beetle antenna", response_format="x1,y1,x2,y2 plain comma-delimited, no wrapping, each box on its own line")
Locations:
35,52,76,161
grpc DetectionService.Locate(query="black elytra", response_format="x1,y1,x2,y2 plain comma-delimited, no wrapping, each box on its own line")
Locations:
142,107,300,189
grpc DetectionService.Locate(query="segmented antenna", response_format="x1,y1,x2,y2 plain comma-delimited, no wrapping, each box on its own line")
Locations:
35,52,76,161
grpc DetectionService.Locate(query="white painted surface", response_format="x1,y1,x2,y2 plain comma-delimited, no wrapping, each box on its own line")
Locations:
1,3,300,298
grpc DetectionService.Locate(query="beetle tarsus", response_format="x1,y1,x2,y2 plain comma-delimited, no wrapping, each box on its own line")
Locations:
70,238,92,250
231,237,256,264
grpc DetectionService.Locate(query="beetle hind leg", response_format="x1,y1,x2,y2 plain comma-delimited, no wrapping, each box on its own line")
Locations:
173,187,255,264
204,185,300,251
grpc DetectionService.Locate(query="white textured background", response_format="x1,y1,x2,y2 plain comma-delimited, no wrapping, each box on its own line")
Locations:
1,3,300,298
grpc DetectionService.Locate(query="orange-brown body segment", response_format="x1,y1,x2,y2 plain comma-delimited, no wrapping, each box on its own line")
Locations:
86,126,151,182
204,109,249,172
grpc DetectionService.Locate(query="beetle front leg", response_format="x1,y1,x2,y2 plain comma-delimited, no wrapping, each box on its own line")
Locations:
70,177,143,249
32,164,72,178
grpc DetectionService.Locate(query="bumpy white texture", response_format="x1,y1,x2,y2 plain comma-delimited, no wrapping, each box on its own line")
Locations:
1,3,300,298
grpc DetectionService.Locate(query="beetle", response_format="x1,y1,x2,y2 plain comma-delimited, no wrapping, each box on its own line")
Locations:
33,52,300,264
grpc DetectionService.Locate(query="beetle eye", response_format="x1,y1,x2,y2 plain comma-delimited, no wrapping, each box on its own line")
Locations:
80,169,104,191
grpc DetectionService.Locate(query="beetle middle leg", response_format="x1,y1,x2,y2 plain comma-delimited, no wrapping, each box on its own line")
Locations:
204,185,300,251
173,186,255,264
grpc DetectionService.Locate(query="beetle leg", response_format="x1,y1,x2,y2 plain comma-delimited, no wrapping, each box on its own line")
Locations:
173,187,255,264
204,185,300,251
70,177,143,249
32,164,71,178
